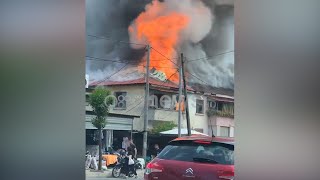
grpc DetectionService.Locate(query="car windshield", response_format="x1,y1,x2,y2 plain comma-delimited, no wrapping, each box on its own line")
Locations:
157,140,234,165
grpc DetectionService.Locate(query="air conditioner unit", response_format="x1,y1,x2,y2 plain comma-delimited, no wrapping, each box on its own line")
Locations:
208,101,216,108
149,99,156,108
85,74,89,88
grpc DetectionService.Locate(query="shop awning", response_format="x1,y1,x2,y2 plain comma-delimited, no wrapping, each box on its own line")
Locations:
86,115,133,131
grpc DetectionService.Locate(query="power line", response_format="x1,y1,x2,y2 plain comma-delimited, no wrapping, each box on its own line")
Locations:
93,63,129,85
158,69,179,87
125,99,144,114
86,56,178,69
125,70,179,114
87,34,147,46
86,56,135,64
185,50,234,63
87,35,179,66
150,47,179,67
186,71,211,86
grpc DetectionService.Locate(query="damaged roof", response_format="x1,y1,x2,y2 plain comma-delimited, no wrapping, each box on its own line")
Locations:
189,83,234,97
90,77,194,91
90,78,234,100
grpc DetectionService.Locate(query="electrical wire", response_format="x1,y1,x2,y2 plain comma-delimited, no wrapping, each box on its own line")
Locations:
186,71,211,86
185,50,234,63
86,56,179,70
158,69,179,87
150,47,179,67
93,63,129,85
87,34,147,46
125,99,144,114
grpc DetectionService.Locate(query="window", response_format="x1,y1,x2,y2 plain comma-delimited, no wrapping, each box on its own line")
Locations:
196,99,204,114
157,141,234,165
216,101,224,111
114,92,127,109
220,126,230,137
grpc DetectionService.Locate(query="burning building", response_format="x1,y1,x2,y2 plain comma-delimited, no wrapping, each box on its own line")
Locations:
85,0,234,156
86,0,234,88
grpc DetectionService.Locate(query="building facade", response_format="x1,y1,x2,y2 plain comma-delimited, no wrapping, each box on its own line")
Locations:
85,77,234,154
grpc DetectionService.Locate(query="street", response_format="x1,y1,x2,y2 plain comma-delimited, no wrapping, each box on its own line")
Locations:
87,178,143,180
86,169,144,180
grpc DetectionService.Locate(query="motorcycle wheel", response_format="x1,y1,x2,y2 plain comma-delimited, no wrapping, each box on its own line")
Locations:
128,172,134,178
112,166,121,178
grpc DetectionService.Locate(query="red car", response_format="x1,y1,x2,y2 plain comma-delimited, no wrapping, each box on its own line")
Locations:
144,135,234,180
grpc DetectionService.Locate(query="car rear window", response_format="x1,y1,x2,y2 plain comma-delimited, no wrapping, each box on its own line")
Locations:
157,140,234,165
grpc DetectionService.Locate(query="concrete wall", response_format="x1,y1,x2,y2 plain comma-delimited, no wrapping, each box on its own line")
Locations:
87,86,234,135
209,116,234,137
187,94,209,135
107,85,145,117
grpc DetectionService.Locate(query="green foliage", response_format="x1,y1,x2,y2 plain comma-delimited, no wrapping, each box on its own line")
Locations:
89,87,113,129
151,121,176,135
206,103,234,118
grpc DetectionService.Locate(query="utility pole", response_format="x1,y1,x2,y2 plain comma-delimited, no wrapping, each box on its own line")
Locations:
181,53,191,136
142,45,150,160
178,53,183,137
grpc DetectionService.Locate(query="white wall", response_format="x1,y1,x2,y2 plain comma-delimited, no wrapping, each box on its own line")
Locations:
87,86,233,135
209,116,234,137
187,94,209,135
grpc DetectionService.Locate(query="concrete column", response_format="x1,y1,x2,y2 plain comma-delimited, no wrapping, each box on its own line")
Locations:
230,126,234,137
216,125,221,136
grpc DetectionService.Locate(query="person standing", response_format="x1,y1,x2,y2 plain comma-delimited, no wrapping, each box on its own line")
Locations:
151,144,162,159
125,139,137,178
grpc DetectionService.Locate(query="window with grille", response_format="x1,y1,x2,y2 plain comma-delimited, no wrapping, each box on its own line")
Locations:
114,92,127,109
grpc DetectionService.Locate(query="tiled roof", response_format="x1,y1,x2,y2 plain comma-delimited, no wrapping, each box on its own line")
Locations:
90,77,194,91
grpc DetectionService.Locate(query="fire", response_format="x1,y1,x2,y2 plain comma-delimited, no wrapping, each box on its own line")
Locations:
129,0,190,82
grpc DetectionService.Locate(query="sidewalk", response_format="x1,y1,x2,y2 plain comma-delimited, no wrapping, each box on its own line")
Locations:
86,169,112,178
86,168,145,179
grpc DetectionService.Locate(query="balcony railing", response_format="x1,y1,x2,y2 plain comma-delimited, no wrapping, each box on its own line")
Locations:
206,108,234,118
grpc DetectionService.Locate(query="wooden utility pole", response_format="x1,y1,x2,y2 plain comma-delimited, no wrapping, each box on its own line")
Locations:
142,45,150,160
178,54,183,137
181,53,191,136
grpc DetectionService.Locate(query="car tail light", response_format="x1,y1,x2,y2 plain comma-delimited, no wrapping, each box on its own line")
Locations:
218,170,234,180
193,140,211,144
145,162,163,175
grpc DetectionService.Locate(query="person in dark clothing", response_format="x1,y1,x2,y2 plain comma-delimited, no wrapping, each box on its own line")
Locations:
124,139,137,178
151,144,162,159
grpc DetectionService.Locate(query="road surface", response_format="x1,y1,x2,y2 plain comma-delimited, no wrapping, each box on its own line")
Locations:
87,169,144,180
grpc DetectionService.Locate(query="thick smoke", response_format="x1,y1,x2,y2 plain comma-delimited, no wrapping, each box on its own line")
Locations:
86,0,234,88
86,0,150,82
184,4,234,88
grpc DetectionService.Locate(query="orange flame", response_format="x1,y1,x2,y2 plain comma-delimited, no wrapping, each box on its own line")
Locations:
129,0,189,82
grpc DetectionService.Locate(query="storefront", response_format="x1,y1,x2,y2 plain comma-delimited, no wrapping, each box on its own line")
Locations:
85,114,135,154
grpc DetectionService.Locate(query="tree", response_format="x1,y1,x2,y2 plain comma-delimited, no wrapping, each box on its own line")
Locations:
151,121,176,135
89,87,113,170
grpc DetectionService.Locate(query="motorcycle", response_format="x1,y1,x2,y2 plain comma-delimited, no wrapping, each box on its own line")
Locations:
112,155,142,178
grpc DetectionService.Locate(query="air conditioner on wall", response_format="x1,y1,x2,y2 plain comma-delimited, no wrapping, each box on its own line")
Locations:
208,101,216,108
